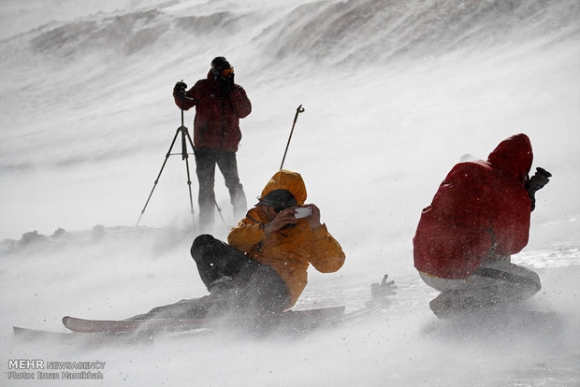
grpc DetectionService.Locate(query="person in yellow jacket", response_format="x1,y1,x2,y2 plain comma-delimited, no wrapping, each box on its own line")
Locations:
227,169,346,308
134,169,345,321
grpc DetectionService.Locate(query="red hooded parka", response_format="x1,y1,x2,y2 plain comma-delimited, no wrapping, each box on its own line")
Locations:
413,134,533,279
175,71,252,152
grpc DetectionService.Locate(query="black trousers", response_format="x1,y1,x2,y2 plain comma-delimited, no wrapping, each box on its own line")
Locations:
190,234,291,316
133,235,290,321
194,148,247,231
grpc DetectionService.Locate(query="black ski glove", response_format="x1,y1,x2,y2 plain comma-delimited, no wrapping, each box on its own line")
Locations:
173,81,188,100
525,167,552,211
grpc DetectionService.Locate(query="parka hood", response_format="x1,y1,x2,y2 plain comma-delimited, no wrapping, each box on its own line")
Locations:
487,133,533,182
260,170,307,206
206,70,217,82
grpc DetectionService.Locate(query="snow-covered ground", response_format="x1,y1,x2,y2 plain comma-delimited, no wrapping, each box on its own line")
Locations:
1,1,579,386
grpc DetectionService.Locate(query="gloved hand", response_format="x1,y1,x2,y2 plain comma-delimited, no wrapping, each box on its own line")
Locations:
526,167,551,192
525,167,552,211
173,81,188,100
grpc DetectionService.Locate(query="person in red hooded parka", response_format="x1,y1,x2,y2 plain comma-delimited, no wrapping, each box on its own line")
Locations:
413,134,551,317
173,56,252,232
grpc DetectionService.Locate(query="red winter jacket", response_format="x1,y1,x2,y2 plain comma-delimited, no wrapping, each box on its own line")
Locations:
413,134,533,279
174,71,252,152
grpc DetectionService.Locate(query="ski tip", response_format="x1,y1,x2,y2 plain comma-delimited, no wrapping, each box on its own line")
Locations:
13,326,35,334
13,326,32,338
62,316,77,329
13,326,68,339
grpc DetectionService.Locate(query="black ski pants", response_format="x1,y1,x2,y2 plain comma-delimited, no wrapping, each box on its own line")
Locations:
190,234,291,315
134,235,291,321
194,148,247,231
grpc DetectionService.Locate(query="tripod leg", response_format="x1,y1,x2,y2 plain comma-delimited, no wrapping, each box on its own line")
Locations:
180,125,188,160
136,128,181,226
184,128,195,151
183,128,197,227
183,148,196,228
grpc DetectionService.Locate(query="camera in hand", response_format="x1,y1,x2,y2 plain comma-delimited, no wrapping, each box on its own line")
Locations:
535,167,552,179
295,207,312,219
527,167,552,191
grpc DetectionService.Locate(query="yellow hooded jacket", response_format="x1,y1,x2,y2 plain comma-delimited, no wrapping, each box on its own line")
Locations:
227,170,346,308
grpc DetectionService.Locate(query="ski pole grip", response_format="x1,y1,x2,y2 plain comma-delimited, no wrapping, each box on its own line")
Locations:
293,105,304,123
280,104,305,170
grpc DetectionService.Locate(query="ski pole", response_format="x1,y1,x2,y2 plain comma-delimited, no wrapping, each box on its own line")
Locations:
280,104,305,170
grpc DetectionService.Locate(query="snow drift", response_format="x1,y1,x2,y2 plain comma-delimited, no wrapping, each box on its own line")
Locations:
1,0,579,386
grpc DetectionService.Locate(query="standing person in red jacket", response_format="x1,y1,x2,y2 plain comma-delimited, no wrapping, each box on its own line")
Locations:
173,56,252,232
413,134,551,317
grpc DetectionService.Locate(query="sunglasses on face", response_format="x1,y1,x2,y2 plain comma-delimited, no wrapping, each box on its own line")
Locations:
266,204,291,213
220,67,234,77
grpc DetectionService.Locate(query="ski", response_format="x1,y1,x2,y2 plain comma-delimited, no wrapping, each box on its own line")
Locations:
13,326,75,340
62,305,347,334
15,274,396,341
62,316,205,334
13,326,153,344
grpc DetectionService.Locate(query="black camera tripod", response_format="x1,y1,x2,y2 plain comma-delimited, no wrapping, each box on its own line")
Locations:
137,109,196,227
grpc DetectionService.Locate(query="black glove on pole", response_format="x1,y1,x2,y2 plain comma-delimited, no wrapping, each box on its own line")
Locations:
174,81,188,101
525,167,552,211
